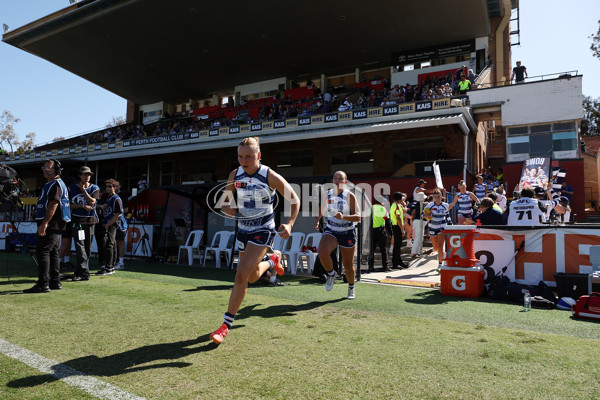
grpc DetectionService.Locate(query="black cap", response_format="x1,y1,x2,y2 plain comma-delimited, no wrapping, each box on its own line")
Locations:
534,186,545,195
417,179,426,185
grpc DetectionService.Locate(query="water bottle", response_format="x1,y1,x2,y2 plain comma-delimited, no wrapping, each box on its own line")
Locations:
523,290,531,311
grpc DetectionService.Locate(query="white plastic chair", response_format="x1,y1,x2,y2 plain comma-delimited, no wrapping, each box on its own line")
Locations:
177,230,204,265
223,238,243,270
281,232,305,275
272,234,286,252
203,231,234,268
297,232,322,274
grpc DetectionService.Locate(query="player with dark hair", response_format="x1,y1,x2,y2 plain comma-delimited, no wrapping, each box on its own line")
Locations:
314,171,361,298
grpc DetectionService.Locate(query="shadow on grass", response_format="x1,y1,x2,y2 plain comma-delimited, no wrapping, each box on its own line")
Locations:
6,328,248,389
236,298,346,320
183,284,233,291
405,290,515,306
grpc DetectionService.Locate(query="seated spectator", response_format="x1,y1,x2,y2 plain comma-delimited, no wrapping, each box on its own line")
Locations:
473,197,505,225
338,96,353,111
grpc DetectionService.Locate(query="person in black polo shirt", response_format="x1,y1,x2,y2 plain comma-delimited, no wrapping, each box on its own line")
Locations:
24,159,71,293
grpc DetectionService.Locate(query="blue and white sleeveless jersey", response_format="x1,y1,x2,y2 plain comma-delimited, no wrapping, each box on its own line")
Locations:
425,201,450,232
456,191,475,216
234,165,276,234
474,184,487,201
325,189,354,232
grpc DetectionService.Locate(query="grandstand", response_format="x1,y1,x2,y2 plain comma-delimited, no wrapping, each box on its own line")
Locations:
1,0,587,254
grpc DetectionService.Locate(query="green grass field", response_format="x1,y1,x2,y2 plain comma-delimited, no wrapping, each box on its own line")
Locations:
1,253,599,400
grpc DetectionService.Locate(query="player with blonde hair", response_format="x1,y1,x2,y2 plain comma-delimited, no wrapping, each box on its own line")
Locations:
210,137,300,344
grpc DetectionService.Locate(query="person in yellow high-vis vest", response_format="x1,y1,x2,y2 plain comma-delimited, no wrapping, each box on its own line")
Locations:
390,192,408,269
458,75,471,94
369,200,390,272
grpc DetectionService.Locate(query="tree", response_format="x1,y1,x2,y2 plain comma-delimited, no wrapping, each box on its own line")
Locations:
19,132,37,152
0,110,21,154
106,115,126,128
581,96,600,136
591,19,600,59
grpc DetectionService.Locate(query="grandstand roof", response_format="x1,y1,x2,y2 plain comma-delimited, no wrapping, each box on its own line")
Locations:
3,0,492,105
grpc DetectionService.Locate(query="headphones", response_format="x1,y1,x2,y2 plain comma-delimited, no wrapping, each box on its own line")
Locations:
44,159,63,175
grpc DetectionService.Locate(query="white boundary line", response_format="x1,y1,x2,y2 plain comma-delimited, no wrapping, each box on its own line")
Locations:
0,338,146,400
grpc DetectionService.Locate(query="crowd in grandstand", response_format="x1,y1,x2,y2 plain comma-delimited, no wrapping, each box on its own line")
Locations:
45,67,478,149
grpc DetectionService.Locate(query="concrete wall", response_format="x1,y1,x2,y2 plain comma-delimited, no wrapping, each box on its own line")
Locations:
468,76,583,127
234,77,286,98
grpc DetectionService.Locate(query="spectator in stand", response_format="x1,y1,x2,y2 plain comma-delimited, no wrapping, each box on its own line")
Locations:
444,83,453,97
468,69,476,85
356,93,366,108
364,90,375,107
455,65,467,81
323,91,332,111
338,96,353,111
510,60,528,84
405,84,414,102
560,180,574,203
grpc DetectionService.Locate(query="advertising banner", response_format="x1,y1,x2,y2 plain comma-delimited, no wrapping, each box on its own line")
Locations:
474,227,600,286
0,222,154,257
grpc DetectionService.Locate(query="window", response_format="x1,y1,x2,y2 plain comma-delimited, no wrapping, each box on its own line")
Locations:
507,126,529,136
185,157,216,182
553,121,576,132
530,124,551,134
275,148,313,177
506,121,579,160
552,131,577,151
392,137,443,170
160,161,174,186
529,134,553,156
507,136,529,155
330,144,373,174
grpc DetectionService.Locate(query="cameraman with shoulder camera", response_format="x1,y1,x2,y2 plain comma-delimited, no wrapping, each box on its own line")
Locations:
24,160,71,293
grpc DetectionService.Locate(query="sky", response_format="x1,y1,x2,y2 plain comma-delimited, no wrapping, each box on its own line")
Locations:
0,0,599,146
